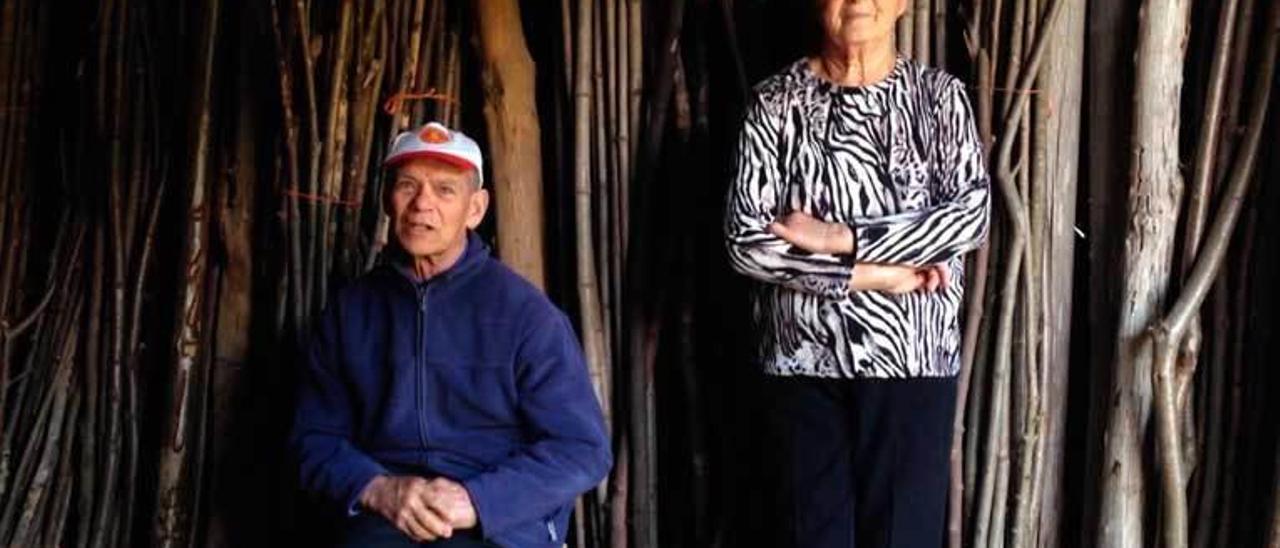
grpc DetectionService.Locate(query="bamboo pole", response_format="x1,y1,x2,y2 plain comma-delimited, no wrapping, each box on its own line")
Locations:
623,0,641,248
577,0,611,434
612,0,628,354
593,0,616,432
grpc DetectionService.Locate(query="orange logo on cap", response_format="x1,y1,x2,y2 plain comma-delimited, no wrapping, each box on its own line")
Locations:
420,125,451,144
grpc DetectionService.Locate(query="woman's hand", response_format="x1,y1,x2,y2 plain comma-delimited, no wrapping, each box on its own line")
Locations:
768,211,854,255
850,263,951,294
768,210,950,294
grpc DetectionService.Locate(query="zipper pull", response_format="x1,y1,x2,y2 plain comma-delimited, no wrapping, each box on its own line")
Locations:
546,520,558,542
418,285,428,312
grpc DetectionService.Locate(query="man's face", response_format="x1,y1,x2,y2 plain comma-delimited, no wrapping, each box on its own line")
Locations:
388,157,488,260
817,0,906,47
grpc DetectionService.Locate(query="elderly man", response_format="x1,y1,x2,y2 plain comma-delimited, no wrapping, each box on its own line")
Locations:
293,122,612,547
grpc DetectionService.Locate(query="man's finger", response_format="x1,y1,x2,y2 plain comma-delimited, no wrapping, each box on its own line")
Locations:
415,502,455,538
424,491,465,524
938,264,952,289
396,507,438,543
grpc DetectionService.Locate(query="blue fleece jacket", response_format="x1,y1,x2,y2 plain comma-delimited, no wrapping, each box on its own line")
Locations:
292,232,612,547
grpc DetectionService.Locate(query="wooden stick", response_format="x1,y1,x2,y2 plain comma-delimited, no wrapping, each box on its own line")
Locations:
717,0,748,98
596,0,616,425
293,0,322,322
315,0,353,311
624,0,641,249
610,433,629,548
1183,0,1242,275
152,0,219,542
42,388,79,547
82,229,105,548
270,0,307,335
1150,6,1277,546
562,0,574,96
342,0,386,275
914,0,931,65
898,0,914,58
575,0,611,435
1268,438,1280,548
934,0,948,68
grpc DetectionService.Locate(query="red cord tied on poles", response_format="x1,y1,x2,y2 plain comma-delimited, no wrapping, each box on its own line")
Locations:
282,89,459,209
282,189,362,207
382,88,456,117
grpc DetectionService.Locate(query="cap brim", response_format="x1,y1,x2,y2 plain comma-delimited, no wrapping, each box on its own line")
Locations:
383,150,479,174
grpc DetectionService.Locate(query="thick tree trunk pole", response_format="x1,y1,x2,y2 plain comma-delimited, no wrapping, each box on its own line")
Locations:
205,10,259,542
1081,2,1137,541
474,0,547,289
153,0,219,545
1035,0,1085,544
1095,1,1191,547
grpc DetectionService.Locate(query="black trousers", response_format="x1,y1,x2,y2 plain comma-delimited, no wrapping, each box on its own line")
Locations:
765,374,958,548
336,513,497,548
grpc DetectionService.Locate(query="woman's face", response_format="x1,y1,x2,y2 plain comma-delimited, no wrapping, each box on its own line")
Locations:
817,0,907,48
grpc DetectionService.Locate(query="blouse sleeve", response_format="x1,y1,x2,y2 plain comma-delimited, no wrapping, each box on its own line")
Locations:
848,78,991,267
724,93,857,299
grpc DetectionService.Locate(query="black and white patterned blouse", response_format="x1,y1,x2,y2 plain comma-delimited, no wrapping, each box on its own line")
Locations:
724,57,990,378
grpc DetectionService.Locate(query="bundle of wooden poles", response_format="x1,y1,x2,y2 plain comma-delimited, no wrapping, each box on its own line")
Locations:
0,1,1278,548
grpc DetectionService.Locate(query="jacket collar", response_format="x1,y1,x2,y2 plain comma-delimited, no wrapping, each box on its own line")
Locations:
384,230,489,287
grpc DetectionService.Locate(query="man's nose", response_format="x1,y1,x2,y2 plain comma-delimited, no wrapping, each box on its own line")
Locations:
410,187,435,211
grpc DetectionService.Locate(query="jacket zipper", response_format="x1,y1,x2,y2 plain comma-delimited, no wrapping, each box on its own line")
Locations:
416,284,430,454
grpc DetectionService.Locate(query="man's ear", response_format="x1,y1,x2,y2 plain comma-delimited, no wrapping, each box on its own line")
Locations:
466,188,490,230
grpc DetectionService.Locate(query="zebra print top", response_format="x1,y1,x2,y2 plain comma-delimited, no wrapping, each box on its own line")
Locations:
724,56,990,379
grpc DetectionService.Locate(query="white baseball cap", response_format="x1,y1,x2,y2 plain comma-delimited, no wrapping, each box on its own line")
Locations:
384,122,485,186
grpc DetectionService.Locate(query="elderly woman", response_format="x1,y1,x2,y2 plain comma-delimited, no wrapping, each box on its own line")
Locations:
724,0,990,546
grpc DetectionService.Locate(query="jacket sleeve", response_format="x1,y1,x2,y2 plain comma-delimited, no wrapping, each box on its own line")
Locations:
462,309,612,539
291,300,388,515
849,78,991,267
724,92,857,299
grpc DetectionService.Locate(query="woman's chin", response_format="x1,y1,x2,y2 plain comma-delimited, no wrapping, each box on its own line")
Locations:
829,24,889,46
